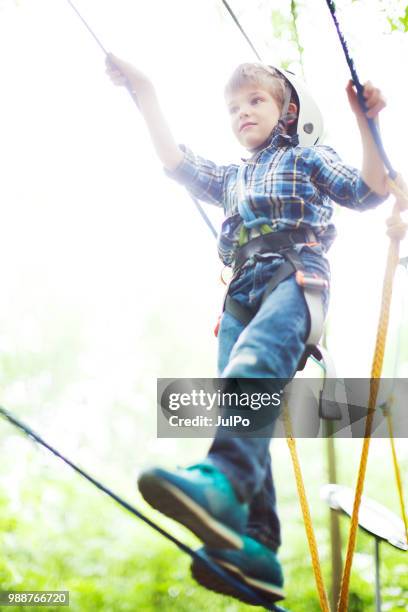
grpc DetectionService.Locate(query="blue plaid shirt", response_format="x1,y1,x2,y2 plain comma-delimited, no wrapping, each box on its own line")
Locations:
167,132,387,266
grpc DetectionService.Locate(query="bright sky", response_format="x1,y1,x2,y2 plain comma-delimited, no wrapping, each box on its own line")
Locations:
0,0,408,397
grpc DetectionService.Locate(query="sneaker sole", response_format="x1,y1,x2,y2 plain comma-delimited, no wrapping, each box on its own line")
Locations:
138,472,243,550
191,555,285,605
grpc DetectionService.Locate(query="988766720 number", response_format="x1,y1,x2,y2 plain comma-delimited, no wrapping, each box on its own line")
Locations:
0,591,69,606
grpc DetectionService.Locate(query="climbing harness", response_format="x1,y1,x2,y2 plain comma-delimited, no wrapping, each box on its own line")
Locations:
218,157,329,371
0,405,286,612
220,230,328,371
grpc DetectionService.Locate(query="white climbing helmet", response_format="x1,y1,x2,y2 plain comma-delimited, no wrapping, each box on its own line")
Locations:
268,65,324,146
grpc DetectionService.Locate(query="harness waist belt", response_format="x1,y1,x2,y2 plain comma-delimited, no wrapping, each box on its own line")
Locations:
234,228,318,270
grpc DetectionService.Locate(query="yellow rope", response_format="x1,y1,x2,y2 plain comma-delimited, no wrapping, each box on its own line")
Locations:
281,174,408,612
383,175,408,545
336,178,407,612
385,403,408,545
283,403,331,612
388,174,408,210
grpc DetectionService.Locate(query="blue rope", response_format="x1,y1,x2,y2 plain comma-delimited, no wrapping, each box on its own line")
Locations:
243,217,272,228
0,406,287,611
324,0,397,180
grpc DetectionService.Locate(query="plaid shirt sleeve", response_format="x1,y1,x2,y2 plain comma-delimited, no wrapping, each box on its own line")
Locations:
310,145,388,210
164,145,231,207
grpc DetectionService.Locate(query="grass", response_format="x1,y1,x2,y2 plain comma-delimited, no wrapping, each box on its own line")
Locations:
1,431,407,611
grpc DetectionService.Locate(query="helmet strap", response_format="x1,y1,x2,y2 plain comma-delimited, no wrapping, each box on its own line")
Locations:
281,82,292,120
278,82,296,133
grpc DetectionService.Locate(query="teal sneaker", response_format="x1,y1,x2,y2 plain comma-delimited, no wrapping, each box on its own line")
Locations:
191,535,285,605
137,463,247,549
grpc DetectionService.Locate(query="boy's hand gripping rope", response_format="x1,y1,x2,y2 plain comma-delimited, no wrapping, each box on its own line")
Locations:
324,0,408,206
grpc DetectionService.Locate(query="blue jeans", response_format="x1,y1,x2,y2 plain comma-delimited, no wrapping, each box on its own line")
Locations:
207,248,330,551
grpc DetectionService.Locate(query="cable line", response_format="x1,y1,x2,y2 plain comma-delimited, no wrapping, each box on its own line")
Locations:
64,0,217,240
191,196,217,238
220,0,262,61
65,0,108,54
0,405,286,612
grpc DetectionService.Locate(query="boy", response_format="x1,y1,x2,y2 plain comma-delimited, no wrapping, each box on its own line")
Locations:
106,57,387,604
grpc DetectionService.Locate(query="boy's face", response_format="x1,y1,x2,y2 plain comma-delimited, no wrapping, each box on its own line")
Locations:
226,84,281,150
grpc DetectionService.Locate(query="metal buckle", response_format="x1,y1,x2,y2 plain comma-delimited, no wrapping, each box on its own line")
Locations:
296,270,328,290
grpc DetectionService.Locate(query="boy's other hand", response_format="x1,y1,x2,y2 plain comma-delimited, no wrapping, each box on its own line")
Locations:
105,53,154,97
346,80,386,121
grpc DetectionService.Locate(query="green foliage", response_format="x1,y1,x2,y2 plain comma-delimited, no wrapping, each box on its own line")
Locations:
270,1,305,72
387,5,408,32
1,435,407,611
